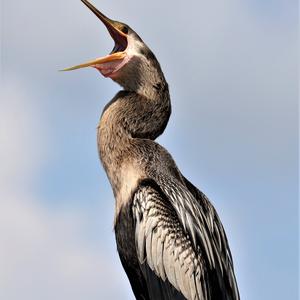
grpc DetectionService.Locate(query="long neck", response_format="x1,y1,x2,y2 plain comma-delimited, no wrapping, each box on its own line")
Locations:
98,75,170,199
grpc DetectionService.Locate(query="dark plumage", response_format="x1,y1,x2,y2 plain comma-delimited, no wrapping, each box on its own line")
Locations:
64,1,240,299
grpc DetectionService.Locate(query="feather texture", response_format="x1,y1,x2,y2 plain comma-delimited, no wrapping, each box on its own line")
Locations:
133,184,208,300
131,178,240,300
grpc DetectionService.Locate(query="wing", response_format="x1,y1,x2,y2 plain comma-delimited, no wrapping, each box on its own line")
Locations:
132,178,239,300
133,181,210,300
181,176,240,300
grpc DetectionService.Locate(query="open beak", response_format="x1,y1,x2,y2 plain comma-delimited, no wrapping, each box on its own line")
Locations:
61,0,128,72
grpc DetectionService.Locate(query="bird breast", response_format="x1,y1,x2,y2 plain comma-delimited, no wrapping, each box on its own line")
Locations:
114,162,146,222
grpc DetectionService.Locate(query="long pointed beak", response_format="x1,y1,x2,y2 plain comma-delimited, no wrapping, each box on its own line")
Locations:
61,0,127,72
60,52,126,72
80,0,126,40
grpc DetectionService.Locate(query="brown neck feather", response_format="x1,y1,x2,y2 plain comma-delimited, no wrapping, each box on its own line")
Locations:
97,80,170,218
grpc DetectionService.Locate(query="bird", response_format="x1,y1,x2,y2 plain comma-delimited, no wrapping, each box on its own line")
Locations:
62,1,240,299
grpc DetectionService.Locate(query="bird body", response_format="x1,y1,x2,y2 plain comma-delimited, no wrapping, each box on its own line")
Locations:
99,94,239,299
63,1,240,299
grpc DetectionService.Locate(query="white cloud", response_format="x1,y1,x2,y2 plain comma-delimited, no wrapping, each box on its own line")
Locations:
0,79,131,300
0,193,127,300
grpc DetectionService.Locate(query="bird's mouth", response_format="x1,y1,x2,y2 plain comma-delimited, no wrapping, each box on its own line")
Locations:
61,0,129,76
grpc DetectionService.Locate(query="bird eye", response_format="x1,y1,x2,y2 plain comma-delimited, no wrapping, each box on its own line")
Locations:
121,26,128,34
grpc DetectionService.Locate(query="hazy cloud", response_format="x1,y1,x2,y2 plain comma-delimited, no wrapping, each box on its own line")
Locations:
0,80,131,300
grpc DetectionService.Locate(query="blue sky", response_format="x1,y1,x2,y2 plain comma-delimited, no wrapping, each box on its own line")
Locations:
1,0,298,299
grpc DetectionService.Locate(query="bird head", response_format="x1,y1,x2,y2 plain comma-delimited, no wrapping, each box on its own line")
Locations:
62,0,162,92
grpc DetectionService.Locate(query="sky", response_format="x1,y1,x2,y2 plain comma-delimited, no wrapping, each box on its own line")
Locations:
1,0,298,299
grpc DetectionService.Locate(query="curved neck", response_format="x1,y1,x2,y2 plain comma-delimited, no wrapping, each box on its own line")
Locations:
97,80,170,198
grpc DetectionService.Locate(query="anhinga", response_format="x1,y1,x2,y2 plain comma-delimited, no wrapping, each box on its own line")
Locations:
63,1,240,299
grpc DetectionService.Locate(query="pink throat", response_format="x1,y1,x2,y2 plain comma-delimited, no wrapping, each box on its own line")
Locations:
93,54,130,78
